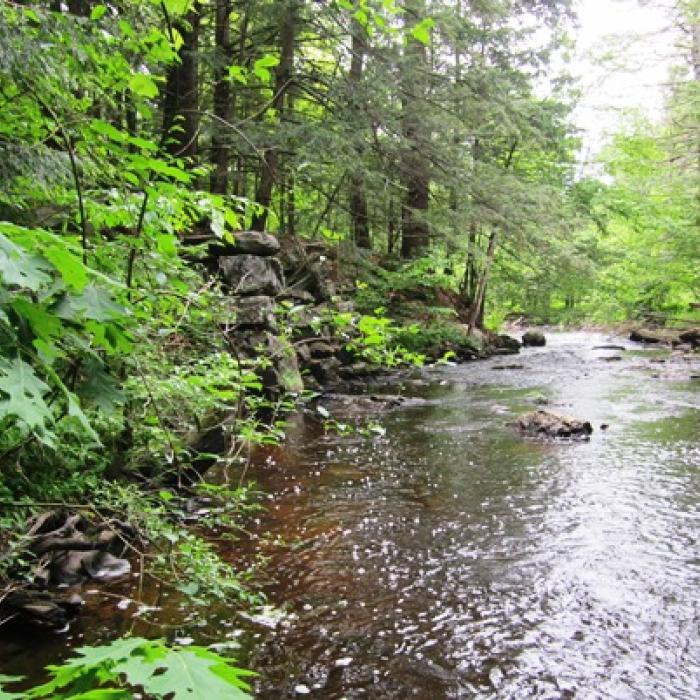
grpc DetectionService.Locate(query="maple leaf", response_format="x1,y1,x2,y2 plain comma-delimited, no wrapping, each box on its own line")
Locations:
0,357,52,430
114,646,254,699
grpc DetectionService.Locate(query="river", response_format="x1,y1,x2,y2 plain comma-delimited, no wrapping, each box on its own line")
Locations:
243,331,700,698
3,331,700,698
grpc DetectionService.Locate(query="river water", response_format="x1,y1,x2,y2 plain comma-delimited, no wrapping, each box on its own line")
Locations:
2,331,700,698
242,331,700,698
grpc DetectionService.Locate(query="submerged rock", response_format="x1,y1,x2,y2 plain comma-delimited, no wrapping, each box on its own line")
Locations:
522,330,546,347
516,410,593,439
679,328,700,347
629,328,664,344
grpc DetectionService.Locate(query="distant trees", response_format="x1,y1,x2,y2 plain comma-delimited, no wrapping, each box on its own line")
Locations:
0,0,579,323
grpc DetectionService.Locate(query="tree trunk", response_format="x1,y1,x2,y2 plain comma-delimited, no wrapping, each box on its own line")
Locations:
162,4,201,160
467,230,497,330
251,0,298,231
348,5,371,248
210,0,232,193
400,0,430,258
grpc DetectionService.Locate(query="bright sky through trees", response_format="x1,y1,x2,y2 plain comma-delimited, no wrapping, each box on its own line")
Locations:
573,0,671,163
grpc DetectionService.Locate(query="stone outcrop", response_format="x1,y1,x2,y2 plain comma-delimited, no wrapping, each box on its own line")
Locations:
0,510,134,630
221,230,281,256
219,255,284,297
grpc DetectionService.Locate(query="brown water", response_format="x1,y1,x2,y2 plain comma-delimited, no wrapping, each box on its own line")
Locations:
3,331,700,699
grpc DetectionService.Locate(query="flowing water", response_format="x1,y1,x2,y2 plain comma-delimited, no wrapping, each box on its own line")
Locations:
2,331,700,699
242,331,700,698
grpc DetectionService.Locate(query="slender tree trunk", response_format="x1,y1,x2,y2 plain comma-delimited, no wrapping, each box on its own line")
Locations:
348,5,371,248
162,3,201,160
400,0,430,258
251,0,298,231
387,196,397,254
467,230,497,329
460,221,478,305
210,0,232,193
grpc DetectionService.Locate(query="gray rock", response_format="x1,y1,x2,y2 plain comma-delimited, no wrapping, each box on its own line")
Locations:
629,328,664,344
279,288,315,304
522,330,546,347
226,230,280,256
496,334,521,353
516,410,593,439
260,333,304,394
82,551,131,581
51,550,88,585
679,328,700,347
309,356,342,384
230,295,277,330
308,341,336,358
219,255,284,296
338,362,375,379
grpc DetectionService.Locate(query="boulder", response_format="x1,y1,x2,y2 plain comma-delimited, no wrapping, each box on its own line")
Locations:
309,356,342,385
82,551,131,581
495,334,521,354
308,340,337,359
278,288,315,304
260,333,304,394
679,328,700,347
1,589,83,630
219,255,284,296
522,330,546,347
516,410,593,439
214,230,280,256
629,328,664,344
228,295,277,330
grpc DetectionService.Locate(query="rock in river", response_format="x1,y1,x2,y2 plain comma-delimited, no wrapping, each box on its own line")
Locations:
522,330,546,347
516,410,593,439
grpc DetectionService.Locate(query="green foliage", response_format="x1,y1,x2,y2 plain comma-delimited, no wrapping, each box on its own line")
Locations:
0,637,254,700
395,320,480,360
92,481,263,605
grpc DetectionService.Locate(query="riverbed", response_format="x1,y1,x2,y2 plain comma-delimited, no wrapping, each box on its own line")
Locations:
3,331,700,698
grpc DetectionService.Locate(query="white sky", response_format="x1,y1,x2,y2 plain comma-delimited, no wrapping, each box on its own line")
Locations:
572,0,674,166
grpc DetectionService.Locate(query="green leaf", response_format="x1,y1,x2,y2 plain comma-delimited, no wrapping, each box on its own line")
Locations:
128,73,158,99
160,0,192,15
67,394,100,442
44,245,89,291
77,359,125,414
0,357,52,431
90,5,108,21
54,286,126,323
115,646,253,699
90,119,127,144
253,54,279,82
0,675,25,700
410,18,434,45
157,233,178,257
68,691,132,699
12,298,63,341
118,19,135,37
228,65,248,84
23,8,40,23
0,232,52,291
